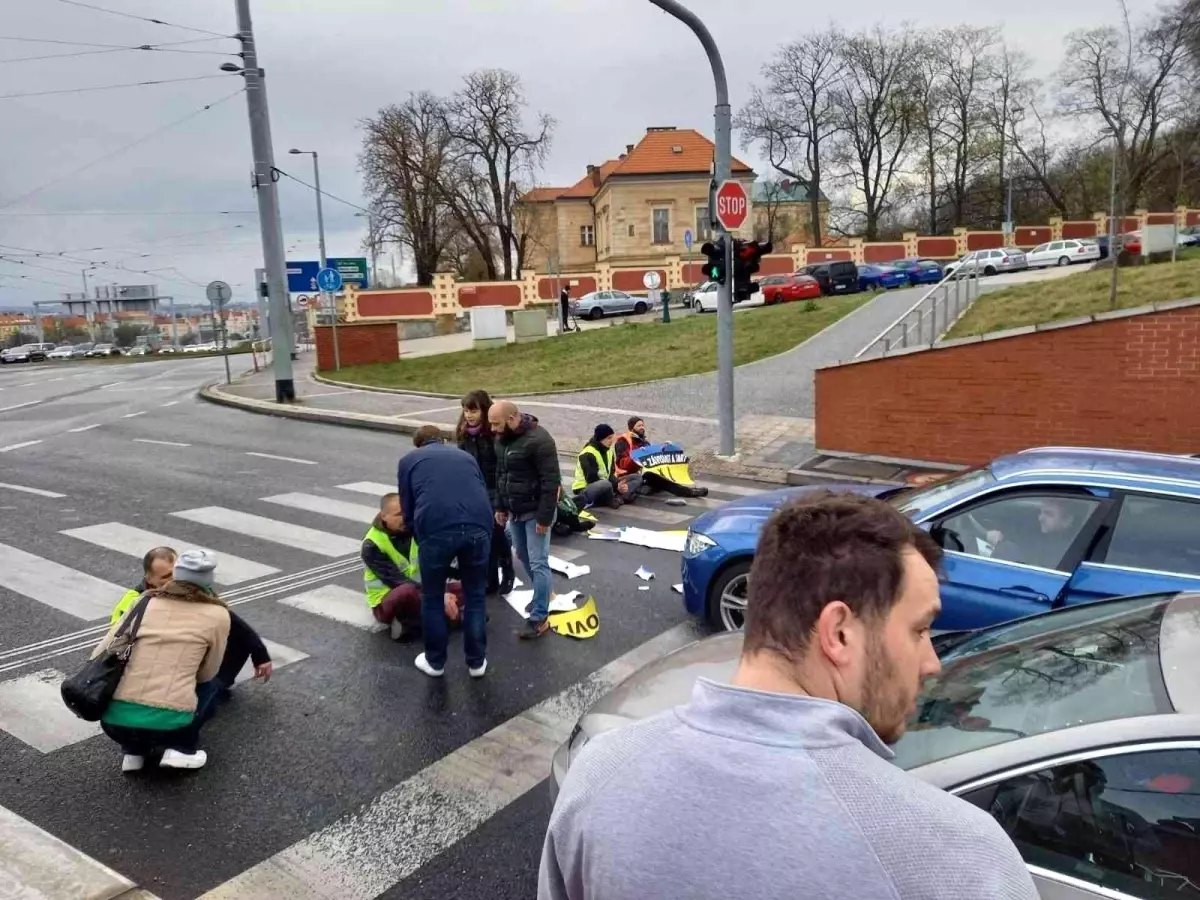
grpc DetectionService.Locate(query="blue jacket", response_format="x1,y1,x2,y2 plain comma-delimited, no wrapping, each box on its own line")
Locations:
396,443,493,542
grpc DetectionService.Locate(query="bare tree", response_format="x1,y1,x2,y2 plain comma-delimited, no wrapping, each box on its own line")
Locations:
358,93,458,286
910,46,951,233
1009,84,1073,218
736,30,841,247
440,69,555,280
983,44,1036,225
829,26,920,240
751,179,796,243
937,26,1001,227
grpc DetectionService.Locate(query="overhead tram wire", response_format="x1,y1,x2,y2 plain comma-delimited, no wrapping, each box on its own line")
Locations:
53,0,234,41
0,210,257,217
0,45,237,63
0,73,236,101
274,168,372,214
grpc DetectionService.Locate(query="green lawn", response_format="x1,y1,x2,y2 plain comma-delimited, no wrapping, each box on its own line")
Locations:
328,295,872,395
947,254,1200,338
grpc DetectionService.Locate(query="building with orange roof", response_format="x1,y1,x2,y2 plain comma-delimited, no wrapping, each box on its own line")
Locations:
519,126,757,274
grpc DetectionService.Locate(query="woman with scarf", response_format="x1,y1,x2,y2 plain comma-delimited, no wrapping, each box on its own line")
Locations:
457,389,515,595
92,549,230,773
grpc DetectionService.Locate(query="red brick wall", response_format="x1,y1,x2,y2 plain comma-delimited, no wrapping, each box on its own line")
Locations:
1106,216,1140,233
814,304,1200,466
1189,211,1200,226
863,243,907,263
1015,226,1052,247
611,269,667,292
682,262,706,282
538,276,596,299
1062,221,1099,239
966,232,1004,251
916,237,958,258
805,248,852,264
315,322,398,371
458,283,521,308
1147,213,1177,225
356,290,433,318
759,255,795,275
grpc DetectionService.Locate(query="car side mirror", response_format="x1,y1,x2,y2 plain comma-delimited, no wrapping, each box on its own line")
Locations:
930,523,964,552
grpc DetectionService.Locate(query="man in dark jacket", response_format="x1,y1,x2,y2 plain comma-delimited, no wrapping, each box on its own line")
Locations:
489,399,561,639
397,425,494,678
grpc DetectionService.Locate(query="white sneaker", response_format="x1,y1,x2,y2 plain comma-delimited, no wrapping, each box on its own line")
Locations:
121,754,145,773
414,653,444,678
160,749,207,770
468,659,487,679
390,619,406,641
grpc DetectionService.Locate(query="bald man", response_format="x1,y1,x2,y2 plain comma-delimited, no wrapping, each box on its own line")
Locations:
490,400,561,639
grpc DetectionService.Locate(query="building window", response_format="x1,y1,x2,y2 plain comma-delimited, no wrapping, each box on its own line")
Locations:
695,206,712,241
580,225,594,247
628,224,635,237
652,208,670,244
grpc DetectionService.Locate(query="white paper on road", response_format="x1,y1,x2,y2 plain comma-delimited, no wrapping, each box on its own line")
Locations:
672,583,684,594
617,527,688,553
638,585,650,592
549,555,590,579
635,566,655,581
587,526,622,541
504,589,580,620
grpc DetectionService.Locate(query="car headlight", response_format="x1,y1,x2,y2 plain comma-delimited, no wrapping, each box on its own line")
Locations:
684,529,718,558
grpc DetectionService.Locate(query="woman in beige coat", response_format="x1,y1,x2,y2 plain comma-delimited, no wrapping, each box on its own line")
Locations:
93,550,230,772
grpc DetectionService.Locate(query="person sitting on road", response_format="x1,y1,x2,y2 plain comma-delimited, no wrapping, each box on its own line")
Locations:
612,415,649,495
363,492,464,641
113,547,273,696
94,550,230,773
572,424,636,509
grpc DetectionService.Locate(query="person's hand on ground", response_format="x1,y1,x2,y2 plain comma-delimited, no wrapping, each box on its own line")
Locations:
535,523,549,536
495,511,509,526
254,661,273,682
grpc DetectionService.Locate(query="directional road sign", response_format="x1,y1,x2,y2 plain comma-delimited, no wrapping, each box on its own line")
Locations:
316,267,343,293
285,257,369,293
205,280,232,307
714,180,749,231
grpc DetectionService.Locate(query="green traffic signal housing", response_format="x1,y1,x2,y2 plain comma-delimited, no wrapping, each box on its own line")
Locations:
700,238,727,285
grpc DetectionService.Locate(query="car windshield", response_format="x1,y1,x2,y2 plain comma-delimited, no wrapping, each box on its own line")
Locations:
891,594,1174,771
884,466,996,519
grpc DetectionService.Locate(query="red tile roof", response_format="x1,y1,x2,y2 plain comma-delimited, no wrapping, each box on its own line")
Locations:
608,127,752,177
521,187,564,203
559,159,621,199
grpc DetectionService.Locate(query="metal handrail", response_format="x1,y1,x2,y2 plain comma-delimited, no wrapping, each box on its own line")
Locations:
853,264,981,359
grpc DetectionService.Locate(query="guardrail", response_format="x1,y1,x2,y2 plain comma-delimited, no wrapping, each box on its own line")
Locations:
854,267,982,360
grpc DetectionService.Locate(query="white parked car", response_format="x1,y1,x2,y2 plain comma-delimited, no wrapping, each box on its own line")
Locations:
944,247,1029,278
693,282,720,313
1026,239,1101,268
47,345,76,360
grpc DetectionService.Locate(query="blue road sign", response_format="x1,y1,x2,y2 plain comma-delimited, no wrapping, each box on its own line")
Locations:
684,229,693,251
316,267,343,292
286,257,369,293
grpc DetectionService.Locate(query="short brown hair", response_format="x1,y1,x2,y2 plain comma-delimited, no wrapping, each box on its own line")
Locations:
412,425,444,447
744,491,941,661
142,546,176,573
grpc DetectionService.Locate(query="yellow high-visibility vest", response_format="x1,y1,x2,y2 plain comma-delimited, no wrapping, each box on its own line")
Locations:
363,525,420,607
572,444,614,492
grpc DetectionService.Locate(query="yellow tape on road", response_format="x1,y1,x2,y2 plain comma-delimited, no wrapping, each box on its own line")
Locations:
549,595,599,640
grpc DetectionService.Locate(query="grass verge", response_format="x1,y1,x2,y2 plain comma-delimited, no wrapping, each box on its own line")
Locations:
329,294,872,395
947,253,1200,338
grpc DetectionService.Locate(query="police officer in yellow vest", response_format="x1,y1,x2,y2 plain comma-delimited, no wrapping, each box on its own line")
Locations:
572,424,636,509
364,493,464,641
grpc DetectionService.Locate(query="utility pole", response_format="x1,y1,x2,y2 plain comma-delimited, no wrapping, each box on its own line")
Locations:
1107,130,1120,309
231,0,295,401
649,0,734,456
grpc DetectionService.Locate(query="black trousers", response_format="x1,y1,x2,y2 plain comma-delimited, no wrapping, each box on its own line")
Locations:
214,625,257,688
487,520,513,590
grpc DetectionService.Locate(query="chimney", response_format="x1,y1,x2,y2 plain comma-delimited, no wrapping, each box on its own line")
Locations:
586,164,596,175
626,144,634,155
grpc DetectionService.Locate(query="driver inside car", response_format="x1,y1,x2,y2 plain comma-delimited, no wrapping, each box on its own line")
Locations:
986,498,1082,569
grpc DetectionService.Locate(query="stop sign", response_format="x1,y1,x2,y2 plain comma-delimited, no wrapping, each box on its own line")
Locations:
714,180,749,231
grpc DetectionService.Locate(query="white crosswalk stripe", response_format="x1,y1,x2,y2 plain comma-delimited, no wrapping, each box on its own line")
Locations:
61,523,280,586
0,542,122,621
276,584,384,632
0,669,102,752
262,493,379,523
336,481,393,497
170,507,361,557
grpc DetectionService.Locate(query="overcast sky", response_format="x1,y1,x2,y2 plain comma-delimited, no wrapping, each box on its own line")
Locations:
1,0,1112,310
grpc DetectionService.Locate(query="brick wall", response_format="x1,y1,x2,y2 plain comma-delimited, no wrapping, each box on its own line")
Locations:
814,302,1200,466
315,322,398,371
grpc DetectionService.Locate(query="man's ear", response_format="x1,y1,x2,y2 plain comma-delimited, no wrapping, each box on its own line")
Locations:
814,601,857,668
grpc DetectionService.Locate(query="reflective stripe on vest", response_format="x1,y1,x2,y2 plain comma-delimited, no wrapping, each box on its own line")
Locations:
110,589,141,626
363,525,420,608
572,443,614,492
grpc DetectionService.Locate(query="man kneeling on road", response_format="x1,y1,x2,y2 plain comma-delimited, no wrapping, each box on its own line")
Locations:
363,492,464,640
572,424,637,509
113,546,272,694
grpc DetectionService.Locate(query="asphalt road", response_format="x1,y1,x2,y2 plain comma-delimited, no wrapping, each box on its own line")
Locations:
0,354,760,900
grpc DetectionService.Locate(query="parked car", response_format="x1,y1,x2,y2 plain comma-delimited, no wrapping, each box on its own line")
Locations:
46,345,76,360
886,258,945,285
945,247,1028,278
1084,236,1109,259
1026,239,1101,268
69,343,93,358
758,273,822,305
569,289,654,321
856,263,909,291
86,343,120,358
2,342,50,363
802,260,860,295
683,446,1200,633
550,589,1200,900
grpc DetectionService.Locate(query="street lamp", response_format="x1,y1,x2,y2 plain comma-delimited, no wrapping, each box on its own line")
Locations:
289,149,327,271
1101,125,1121,309
1006,106,1024,240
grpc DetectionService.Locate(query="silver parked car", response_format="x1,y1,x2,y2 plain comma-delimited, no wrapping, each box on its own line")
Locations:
552,592,1200,900
945,247,1029,277
569,289,655,321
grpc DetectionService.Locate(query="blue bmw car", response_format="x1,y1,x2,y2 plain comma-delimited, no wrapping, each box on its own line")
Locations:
856,264,909,291
683,447,1200,633
887,258,944,285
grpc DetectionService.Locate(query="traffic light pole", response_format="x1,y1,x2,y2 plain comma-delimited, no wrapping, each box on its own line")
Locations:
649,0,735,457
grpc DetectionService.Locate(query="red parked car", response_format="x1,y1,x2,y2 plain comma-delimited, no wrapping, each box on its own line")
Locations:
759,273,823,305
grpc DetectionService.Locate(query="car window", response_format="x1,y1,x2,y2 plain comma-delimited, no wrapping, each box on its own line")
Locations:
960,747,1200,900
612,291,630,300
1048,241,1063,251
890,596,1172,771
888,466,997,519
1032,243,1048,253
935,493,1103,571
1103,495,1200,576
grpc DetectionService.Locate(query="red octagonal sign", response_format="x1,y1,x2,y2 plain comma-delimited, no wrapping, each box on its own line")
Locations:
714,180,749,231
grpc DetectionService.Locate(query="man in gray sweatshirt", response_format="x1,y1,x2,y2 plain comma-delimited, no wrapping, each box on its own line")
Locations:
539,491,1039,900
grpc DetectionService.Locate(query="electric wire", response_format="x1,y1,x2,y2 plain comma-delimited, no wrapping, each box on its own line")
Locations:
0,73,236,101
274,168,372,214
53,0,233,40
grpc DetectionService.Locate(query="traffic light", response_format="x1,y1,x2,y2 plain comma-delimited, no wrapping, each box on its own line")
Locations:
700,238,727,285
733,239,773,301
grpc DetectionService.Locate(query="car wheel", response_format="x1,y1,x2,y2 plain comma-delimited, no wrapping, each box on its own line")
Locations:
706,559,751,632
983,265,997,276
633,301,647,314
1057,256,1070,267
589,307,603,320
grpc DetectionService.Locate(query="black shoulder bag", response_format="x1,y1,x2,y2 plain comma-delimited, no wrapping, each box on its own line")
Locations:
60,594,151,722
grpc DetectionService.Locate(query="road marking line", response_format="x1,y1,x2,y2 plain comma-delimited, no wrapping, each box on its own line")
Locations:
0,482,66,499
132,438,191,447
99,381,125,388
246,451,318,465
233,639,308,683
0,400,41,412
0,542,121,620
608,504,691,525
62,522,279,585
0,440,41,453
15,382,38,388
120,411,146,418
197,621,703,900
0,669,102,752
696,479,765,497
262,492,378,523
170,507,361,557
276,584,385,632
161,400,180,407
336,481,394,496
67,423,101,433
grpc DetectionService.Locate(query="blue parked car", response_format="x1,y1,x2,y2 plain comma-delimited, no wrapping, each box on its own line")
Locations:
886,258,944,285
856,264,909,291
682,446,1200,633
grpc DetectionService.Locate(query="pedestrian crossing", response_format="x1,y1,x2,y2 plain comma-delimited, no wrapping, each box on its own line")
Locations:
0,476,768,758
